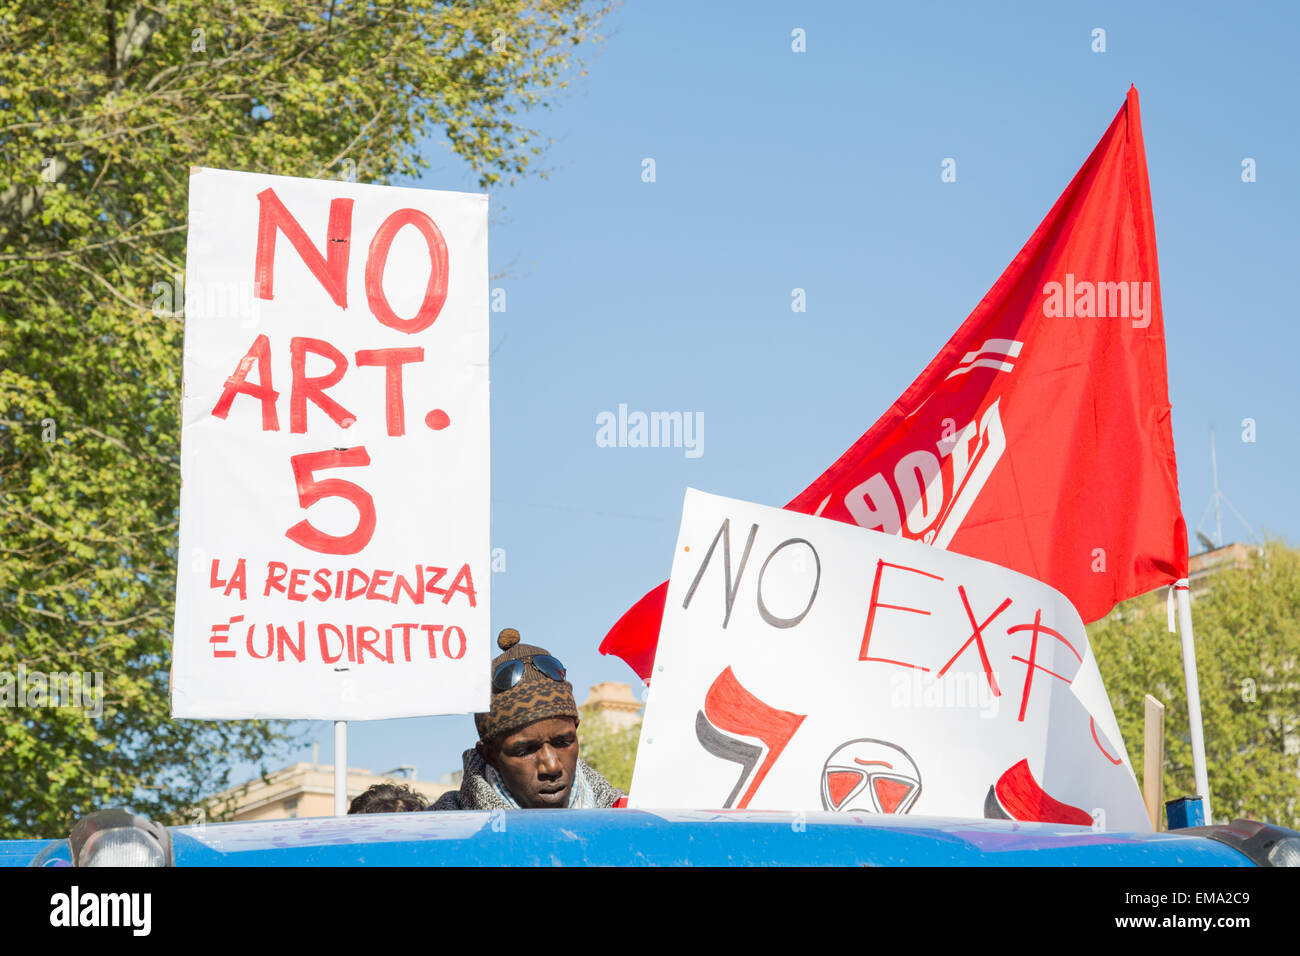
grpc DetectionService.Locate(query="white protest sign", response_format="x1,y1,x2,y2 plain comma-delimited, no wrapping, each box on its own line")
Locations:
171,168,489,720
629,489,1150,831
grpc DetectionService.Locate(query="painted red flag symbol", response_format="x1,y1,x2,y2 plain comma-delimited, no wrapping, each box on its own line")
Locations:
986,759,1093,826
601,87,1186,681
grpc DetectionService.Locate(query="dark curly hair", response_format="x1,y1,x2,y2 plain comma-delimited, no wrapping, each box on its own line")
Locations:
348,782,430,814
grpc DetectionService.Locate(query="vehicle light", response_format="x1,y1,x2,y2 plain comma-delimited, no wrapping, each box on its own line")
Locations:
1180,818,1300,868
69,809,173,868
1267,837,1300,867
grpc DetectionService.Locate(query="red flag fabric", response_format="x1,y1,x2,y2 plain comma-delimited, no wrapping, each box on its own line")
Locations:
601,87,1187,681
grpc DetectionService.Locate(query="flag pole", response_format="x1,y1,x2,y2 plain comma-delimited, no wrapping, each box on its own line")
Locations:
334,720,348,816
1173,580,1212,821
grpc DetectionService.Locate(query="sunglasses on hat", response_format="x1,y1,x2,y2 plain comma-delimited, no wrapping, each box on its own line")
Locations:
491,654,567,693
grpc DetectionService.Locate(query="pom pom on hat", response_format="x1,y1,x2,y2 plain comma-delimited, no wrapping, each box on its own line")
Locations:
497,628,520,650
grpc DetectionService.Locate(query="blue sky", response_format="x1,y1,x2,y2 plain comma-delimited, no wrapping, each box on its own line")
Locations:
245,1,1300,787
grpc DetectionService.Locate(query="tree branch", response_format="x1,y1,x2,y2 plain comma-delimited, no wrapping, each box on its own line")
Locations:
0,4,167,227
0,225,185,261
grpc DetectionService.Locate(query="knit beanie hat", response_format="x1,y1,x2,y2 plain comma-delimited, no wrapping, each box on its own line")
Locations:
475,628,580,743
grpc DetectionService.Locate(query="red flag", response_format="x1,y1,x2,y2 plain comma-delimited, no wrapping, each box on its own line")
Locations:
601,87,1187,681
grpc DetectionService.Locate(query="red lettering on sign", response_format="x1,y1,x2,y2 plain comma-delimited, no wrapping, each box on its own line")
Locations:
290,337,355,433
205,613,467,665
859,560,943,670
226,559,247,599
287,567,310,603
355,347,424,436
394,623,419,662
276,621,307,662
212,333,280,431
345,568,370,600
246,622,274,660
364,208,449,334
366,569,393,602
421,624,444,658
444,563,477,607
355,625,390,663
424,566,448,599
318,623,345,664
209,616,240,658
285,448,376,555
443,625,467,660
263,561,288,597
391,567,424,605
210,558,247,600
1006,609,1082,722
311,569,333,601
253,188,353,308
937,585,1010,696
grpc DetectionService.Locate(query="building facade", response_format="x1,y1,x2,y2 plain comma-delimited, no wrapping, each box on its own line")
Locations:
207,682,643,821
206,756,452,822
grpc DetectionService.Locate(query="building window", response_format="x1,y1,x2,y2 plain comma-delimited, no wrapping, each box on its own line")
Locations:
284,798,299,818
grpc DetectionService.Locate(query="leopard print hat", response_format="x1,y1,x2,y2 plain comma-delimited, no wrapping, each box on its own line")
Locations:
474,628,580,742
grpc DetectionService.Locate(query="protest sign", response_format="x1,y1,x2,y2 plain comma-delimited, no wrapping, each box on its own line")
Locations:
171,168,489,720
629,489,1150,831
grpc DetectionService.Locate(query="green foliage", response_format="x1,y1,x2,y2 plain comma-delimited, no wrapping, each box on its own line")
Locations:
1089,542,1300,827
579,710,640,794
0,0,607,838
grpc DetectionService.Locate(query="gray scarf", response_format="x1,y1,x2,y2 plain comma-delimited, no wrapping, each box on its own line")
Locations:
433,748,623,811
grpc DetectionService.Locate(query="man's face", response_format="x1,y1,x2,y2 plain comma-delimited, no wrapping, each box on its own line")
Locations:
480,717,580,809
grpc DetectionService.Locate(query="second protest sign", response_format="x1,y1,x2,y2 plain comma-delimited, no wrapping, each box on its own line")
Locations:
630,489,1149,830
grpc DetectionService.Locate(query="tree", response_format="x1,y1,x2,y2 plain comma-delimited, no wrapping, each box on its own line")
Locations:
578,710,640,794
0,0,608,838
1088,541,1300,828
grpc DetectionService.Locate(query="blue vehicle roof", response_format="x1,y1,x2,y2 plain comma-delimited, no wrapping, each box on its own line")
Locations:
3,808,1256,866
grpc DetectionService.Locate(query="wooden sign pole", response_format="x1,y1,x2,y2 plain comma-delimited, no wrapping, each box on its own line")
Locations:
1143,694,1165,830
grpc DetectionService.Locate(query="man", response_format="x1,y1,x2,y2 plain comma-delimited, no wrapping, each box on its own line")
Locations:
348,782,429,814
433,628,624,810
